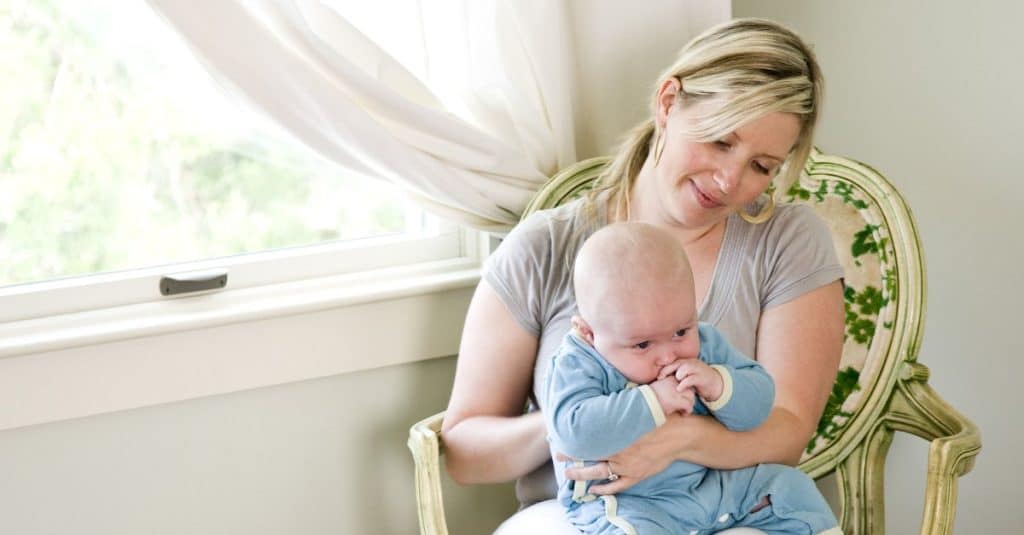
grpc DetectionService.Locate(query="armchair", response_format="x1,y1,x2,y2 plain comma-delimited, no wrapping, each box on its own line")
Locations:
409,149,980,534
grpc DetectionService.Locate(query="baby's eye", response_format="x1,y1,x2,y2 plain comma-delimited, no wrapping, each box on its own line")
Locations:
673,329,688,338
713,140,731,150
634,341,650,350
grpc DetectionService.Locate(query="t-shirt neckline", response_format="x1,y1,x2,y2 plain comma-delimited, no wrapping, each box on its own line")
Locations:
699,213,744,324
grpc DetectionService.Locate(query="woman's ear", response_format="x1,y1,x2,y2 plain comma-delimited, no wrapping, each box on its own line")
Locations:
571,315,596,345
655,77,682,130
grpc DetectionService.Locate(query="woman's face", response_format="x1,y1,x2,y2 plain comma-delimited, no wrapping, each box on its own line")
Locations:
648,91,802,231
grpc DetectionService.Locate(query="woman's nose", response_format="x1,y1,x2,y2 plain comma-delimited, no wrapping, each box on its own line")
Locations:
713,159,743,194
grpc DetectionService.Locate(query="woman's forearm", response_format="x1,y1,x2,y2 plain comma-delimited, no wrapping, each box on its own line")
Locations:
442,410,550,485
669,407,811,469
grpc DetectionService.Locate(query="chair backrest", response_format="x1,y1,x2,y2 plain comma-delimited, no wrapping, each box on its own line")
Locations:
521,148,926,476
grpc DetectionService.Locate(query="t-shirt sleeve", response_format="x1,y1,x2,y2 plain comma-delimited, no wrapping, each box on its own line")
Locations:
482,211,562,337
761,205,845,309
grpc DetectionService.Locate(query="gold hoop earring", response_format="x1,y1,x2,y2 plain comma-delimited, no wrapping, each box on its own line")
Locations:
739,184,776,224
653,129,666,167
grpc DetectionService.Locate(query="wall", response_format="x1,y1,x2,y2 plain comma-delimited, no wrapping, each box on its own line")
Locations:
0,282,524,534
733,0,1024,532
0,354,514,535
570,0,731,158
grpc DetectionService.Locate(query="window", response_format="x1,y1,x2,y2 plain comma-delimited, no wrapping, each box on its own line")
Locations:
0,1,472,324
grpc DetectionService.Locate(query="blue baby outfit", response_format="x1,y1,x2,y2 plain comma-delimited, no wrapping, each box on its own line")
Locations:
544,323,839,535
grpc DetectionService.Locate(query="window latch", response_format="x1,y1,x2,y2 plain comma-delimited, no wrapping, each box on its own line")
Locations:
159,269,228,296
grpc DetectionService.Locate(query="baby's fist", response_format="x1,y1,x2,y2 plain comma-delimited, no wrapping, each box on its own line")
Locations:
650,375,696,416
674,360,724,402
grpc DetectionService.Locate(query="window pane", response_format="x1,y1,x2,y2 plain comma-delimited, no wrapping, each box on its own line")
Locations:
0,0,429,288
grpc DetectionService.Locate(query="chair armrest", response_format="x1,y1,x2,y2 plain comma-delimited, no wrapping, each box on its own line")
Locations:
886,363,982,535
408,411,449,535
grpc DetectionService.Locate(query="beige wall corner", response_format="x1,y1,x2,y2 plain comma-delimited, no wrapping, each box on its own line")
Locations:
734,1,1022,532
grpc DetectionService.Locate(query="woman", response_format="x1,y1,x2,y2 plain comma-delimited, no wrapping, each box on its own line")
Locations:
442,18,845,531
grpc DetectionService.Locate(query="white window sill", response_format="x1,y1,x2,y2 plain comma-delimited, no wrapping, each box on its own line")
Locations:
0,257,480,360
0,258,481,431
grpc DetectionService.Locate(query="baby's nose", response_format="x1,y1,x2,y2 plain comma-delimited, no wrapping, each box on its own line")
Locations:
655,350,677,367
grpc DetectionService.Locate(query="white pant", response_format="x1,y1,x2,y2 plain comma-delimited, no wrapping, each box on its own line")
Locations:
494,499,767,535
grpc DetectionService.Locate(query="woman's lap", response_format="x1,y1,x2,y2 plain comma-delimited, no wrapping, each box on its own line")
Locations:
493,499,768,535
493,499,578,535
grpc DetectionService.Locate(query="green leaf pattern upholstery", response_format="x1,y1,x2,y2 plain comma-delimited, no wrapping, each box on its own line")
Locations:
781,152,898,458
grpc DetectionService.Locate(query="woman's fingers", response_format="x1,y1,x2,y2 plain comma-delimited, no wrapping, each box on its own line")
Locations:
563,461,638,494
563,461,611,482
587,476,635,495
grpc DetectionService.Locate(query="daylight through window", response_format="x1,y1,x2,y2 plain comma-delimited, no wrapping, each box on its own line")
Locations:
0,1,433,289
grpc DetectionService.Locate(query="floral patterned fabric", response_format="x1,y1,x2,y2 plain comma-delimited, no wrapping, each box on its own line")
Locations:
781,164,898,459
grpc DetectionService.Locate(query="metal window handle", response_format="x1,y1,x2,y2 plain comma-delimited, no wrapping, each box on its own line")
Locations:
159,269,228,296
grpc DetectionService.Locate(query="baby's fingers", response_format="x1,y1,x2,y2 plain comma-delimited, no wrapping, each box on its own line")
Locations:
659,361,682,379
675,377,699,392
677,375,701,392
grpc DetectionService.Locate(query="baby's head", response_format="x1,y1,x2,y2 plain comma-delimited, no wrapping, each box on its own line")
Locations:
572,222,701,384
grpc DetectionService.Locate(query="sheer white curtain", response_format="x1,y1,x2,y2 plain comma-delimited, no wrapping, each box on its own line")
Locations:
147,0,727,233
146,0,578,233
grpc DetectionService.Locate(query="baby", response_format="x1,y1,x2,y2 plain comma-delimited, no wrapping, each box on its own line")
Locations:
544,222,841,534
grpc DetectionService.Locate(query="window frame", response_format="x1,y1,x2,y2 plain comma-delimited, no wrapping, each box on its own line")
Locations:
0,223,487,359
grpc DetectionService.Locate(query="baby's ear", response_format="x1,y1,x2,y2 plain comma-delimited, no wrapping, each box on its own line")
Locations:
571,315,595,345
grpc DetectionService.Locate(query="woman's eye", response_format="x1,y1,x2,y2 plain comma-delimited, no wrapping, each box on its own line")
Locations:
674,329,688,337
634,341,650,350
753,161,771,175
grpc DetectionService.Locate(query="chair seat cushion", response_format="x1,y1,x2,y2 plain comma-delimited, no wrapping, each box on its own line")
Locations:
493,499,767,534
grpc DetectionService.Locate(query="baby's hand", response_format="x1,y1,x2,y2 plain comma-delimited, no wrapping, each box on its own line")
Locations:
649,375,696,416
673,360,724,402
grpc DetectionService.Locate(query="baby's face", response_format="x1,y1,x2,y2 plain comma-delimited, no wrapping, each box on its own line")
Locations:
587,289,700,384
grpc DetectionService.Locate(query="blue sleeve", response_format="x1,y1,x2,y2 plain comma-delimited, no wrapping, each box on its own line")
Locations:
544,350,660,460
699,324,775,431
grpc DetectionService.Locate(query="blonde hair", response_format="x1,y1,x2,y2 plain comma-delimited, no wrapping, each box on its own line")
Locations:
588,18,823,221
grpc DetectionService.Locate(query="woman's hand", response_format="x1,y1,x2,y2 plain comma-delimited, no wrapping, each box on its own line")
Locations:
562,413,701,494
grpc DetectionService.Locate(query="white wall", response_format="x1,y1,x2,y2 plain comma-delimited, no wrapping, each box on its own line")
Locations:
733,1,1024,532
0,354,515,535
569,0,731,158
0,283,525,535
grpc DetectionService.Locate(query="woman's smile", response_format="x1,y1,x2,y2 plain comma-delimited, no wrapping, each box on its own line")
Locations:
688,180,724,209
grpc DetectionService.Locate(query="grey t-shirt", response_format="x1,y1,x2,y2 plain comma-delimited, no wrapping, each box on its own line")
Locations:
482,196,844,506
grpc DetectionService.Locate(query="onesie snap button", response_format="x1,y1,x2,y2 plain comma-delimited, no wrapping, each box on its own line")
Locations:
718,513,730,523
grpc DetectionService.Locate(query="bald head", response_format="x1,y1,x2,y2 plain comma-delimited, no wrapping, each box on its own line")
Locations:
573,222,695,327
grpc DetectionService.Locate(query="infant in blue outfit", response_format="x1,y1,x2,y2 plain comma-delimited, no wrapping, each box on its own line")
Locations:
543,222,841,535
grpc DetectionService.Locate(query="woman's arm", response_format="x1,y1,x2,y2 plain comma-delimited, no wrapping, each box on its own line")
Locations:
751,279,846,464
572,280,844,492
441,280,550,485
